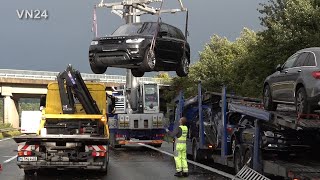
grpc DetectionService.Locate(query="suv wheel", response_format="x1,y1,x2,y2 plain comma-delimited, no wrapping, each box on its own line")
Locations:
131,69,145,77
263,85,277,111
244,149,253,168
90,63,106,74
176,55,189,77
142,47,156,71
230,137,236,155
296,87,310,114
234,149,242,173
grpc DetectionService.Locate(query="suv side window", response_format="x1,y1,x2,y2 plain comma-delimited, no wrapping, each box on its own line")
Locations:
175,28,185,40
304,52,316,66
160,24,170,37
282,54,298,69
170,27,185,40
168,26,178,39
147,22,158,35
294,52,309,67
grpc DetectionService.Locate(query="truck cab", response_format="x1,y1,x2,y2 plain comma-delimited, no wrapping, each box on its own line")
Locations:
108,83,165,148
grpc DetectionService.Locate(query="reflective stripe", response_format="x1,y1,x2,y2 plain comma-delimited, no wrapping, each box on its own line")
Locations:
175,140,186,143
177,125,187,142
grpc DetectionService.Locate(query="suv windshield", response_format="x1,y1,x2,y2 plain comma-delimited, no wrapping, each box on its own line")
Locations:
112,22,158,36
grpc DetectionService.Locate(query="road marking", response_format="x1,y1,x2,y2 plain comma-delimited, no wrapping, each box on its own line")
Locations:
139,143,239,180
3,155,17,164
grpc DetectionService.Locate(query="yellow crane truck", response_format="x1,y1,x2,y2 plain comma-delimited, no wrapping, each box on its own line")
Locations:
13,65,110,175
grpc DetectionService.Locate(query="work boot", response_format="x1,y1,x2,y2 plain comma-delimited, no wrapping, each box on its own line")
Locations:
174,171,183,177
183,172,189,177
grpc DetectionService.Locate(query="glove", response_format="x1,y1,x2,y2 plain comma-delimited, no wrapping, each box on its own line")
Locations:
165,128,169,132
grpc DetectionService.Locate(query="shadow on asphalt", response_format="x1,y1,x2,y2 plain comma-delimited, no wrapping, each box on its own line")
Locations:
22,146,158,180
24,169,107,180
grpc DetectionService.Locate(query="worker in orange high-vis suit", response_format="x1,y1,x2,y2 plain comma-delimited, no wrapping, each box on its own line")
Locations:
166,117,189,177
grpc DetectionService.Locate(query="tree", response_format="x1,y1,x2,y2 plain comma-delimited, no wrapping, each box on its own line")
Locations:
155,72,172,87
169,0,320,98
169,28,258,98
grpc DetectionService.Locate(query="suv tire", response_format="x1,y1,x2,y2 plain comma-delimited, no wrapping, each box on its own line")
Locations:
263,85,277,111
234,149,242,173
176,54,189,77
90,62,106,74
132,69,145,77
142,47,156,71
296,87,310,114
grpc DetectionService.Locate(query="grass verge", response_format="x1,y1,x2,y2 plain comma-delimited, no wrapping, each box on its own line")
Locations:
1,130,21,139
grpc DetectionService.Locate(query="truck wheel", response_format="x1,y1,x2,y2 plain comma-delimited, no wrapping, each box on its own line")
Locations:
230,137,236,155
110,133,122,148
131,69,145,77
296,87,310,114
234,149,242,173
90,62,106,74
192,141,200,162
244,149,253,168
24,169,36,176
176,55,189,77
142,47,156,71
263,85,277,111
101,154,109,174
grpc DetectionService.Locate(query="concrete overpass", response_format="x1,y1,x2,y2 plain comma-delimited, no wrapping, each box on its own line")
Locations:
0,69,170,128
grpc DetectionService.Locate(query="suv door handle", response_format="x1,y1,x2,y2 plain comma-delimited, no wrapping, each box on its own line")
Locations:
298,69,302,73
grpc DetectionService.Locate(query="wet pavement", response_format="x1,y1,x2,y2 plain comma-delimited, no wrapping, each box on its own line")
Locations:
0,139,229,180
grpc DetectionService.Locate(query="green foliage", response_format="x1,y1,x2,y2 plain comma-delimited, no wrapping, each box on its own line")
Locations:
0,123,12,129
169,0,320,99
2,130,21,138
0,99,3,123
168,28,258,99
155,72,171,84
0,98,39,124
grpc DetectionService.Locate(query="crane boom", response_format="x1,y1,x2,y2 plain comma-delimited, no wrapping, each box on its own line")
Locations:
57,65,101,114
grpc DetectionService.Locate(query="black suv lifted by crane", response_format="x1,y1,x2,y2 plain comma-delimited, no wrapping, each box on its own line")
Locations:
89,22,190,77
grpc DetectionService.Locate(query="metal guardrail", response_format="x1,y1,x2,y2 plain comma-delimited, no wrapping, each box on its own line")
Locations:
233,165,270,180
0,69,171,85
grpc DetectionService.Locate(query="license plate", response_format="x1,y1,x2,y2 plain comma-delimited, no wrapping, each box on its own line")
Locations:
18,157,37,162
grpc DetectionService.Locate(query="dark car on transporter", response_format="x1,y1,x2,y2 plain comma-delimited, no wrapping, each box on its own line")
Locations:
231,114,311,172
89,22,190,77
263,47,320,114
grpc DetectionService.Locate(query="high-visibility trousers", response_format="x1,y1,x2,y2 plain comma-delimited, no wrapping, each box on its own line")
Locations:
174,143,188,173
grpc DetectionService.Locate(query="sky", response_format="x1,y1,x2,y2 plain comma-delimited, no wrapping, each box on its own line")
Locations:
0,0,265,76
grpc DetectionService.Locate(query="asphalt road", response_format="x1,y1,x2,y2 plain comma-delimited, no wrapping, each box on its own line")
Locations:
0,138,230,180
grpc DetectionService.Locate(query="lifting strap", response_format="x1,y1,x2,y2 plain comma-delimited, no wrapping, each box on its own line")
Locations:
150,0,165,53
92,6,98,37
